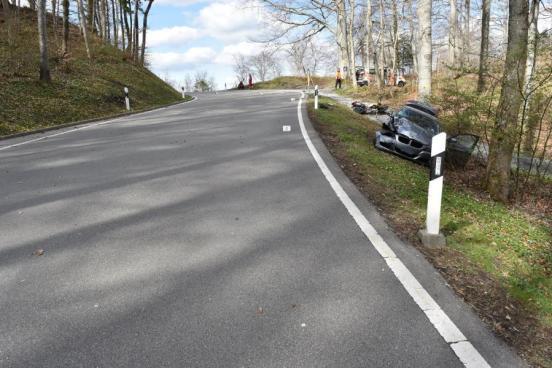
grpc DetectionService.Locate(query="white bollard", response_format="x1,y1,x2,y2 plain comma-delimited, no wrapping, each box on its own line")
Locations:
124,87,130,111
418,132,447,248
181,87,186,99
314,85,319,110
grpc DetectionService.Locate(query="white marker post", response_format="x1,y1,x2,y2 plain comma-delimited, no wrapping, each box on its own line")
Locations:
314,85,319,110
418,132,447,248
124,87,130,111
181,87,186,99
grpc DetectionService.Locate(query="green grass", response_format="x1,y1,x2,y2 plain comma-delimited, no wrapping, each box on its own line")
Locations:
310,96,552,326
252,76,334,90
0,7,182,136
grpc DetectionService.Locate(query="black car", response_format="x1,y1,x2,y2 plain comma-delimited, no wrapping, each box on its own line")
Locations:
374,103,479,167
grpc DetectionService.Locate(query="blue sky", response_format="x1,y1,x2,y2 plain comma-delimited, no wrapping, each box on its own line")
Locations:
145,0,269,90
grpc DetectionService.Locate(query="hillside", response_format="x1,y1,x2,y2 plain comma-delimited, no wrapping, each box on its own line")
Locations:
251,76,335,90
0,6,182,136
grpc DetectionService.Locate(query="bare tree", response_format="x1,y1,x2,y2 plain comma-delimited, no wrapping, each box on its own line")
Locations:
448,0,458,67
366,0,383,87
476,0,490,91
486,0,529,202
61,0,69,54
521,0,540,150
233,54,252,83
88,0,95,33
76,0,91,58
249,50,281,81
417,0,432,98
140,0,153,64
37,0,50,81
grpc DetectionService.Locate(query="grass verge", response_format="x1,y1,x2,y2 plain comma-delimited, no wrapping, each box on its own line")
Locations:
308,96,552,367
252,76,335,90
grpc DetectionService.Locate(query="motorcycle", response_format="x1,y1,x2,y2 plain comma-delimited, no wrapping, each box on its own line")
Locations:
352,101,389,115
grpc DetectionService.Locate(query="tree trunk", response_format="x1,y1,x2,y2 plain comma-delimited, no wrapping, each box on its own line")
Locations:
61,0,69,54
416,0,432,99
111,0,118,46
391,0,399,72
87,0,94,32
463,0,470,65
99,0,106,39
140,0,153,65
378,0,385,86
406,0,418,77
106,0,111,42
1,0,13,46
448,0,457,67
476,0,490,91
522,0,539,151
365,0,379,84
336,0,348,79
347,0,357,88
123,0,131,52
133,0,139,61
50,0,57,41
486,0,529,202
119,0,126,50
37,0,50,81
76,0,92,59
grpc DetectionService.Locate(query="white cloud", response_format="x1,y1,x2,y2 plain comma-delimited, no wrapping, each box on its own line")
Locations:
149,47,217,70
147,26,201,47
214,42,264,65
198,1,266,42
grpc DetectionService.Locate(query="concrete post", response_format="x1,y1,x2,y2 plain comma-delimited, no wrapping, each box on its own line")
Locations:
314,85,319,110
124,87,130,111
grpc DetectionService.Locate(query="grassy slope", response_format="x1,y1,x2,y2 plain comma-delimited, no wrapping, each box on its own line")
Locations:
309,96,551,367
252,76,335,90
0,7,182,136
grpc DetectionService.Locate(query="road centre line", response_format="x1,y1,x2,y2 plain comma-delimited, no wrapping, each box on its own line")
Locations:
296,92,491,368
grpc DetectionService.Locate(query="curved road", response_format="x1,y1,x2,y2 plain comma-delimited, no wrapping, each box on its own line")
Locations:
0,91,524,367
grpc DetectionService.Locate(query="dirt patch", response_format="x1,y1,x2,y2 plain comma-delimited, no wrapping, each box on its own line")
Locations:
308,106,552,368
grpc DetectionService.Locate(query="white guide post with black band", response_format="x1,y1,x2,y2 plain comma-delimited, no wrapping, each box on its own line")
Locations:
418,132,447,248
124,87,130,111
314,85,319,110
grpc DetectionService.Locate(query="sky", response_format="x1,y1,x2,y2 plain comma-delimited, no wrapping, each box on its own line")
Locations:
146,0,270,90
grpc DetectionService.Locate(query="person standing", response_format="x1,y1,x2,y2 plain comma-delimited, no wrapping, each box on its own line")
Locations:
248,74,253,89
335,68,342,89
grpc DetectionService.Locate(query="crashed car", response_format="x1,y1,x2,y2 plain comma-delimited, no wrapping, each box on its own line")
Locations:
374,102,479,168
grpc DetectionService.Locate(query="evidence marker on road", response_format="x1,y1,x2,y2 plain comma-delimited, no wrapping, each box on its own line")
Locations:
283,125,291,132
418,132,447,248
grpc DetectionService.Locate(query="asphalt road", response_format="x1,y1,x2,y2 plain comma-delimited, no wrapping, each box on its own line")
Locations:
0,91,525,367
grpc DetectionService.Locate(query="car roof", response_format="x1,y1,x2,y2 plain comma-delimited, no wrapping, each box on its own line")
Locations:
399,106,438,120
405,100,438,116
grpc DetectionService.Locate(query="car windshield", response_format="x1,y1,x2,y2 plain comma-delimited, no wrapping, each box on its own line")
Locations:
397,107,440,135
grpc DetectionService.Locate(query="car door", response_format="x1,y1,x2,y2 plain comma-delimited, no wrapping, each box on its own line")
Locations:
446,134,480,168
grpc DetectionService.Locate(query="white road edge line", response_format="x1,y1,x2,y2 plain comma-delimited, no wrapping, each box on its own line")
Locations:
0,97,198,152
296,92,491,368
